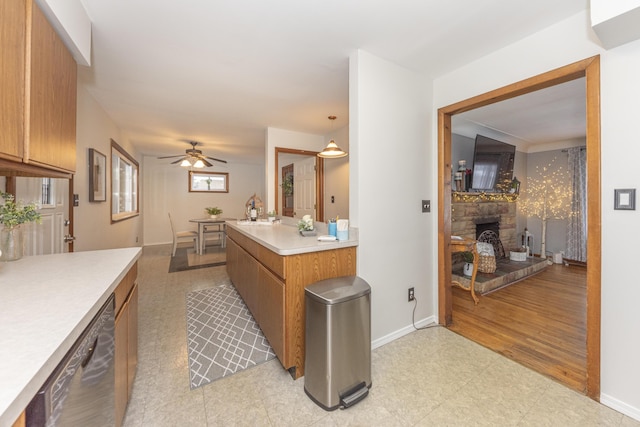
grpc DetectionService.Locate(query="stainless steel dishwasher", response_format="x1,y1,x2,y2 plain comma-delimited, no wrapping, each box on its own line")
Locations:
26,294,116,427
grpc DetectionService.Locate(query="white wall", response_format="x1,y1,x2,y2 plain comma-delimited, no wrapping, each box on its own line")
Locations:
350,50,433,343
74,85,142,251
324,125,349,220
433,10,640,420
142,157,264,245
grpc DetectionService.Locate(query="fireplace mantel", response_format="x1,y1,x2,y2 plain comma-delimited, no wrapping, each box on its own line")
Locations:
452,191,518,203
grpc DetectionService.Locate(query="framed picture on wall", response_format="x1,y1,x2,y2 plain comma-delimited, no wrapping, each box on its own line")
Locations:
88,148,107,202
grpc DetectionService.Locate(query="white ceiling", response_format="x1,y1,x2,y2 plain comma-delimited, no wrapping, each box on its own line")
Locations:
78,0,589,164
452,77,587,152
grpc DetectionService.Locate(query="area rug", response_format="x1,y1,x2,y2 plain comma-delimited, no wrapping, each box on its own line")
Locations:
186,283,276,389
169,245,226,273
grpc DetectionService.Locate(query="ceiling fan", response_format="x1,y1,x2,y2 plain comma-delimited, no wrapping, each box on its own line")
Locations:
157,141,227,167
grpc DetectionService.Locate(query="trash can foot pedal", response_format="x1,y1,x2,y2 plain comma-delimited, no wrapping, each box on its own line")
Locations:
340,382,369,408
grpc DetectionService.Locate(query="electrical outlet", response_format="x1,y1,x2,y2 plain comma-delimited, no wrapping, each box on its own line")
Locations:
408,287,415,302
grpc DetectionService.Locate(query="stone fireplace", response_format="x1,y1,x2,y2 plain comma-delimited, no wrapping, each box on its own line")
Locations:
451,200,517,255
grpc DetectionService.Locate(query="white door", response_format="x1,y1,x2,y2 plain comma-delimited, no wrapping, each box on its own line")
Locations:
16,177,71,255
293,156,316,219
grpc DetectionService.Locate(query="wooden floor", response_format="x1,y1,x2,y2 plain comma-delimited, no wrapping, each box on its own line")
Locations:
447,263,587,394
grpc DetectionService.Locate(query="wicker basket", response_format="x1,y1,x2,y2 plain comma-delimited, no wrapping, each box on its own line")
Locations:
477,253,497,273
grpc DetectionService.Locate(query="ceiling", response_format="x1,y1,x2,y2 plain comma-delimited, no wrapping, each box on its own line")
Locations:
78,0,589,164
452,77,587,152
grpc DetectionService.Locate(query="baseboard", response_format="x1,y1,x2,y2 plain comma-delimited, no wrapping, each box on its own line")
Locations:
371,315,439,350
600,393,640,422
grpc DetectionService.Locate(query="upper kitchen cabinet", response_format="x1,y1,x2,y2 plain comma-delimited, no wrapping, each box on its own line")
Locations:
0,0,26,163
0,0,77,175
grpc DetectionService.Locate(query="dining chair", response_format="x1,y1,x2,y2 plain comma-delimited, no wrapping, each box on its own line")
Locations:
168,213,199,256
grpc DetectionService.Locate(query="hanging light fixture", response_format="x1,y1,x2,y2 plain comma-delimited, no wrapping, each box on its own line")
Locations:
180,158,192,167
192,159,205,168
318,115,347,158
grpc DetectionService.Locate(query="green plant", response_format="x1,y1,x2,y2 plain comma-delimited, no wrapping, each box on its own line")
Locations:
297,214,313,231
461,251,474,263
205,207,223,215
0,192,41,228
267,210,277,217
281,175,294,196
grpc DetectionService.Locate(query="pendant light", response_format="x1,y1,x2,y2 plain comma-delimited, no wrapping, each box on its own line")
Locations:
318,115,347,158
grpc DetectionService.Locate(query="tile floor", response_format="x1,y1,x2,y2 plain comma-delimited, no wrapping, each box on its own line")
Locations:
122,245,640,426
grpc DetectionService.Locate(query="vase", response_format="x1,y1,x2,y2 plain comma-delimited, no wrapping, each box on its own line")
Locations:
463,262,474,277
210,215,218,219
0,226,24,262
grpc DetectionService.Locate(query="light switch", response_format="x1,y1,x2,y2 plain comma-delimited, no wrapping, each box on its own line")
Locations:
422,200,430,213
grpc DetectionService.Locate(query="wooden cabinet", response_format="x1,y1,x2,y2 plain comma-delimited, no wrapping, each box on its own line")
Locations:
226,227,356,378
114,263,138,427
0,0,76,175
0,0,26,163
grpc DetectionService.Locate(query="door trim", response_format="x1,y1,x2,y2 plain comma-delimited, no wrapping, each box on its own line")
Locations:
437,55,601,399
274,147,324,222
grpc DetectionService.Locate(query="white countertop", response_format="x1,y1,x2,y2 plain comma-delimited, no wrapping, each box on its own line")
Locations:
227,219,358,255
0,247,141,427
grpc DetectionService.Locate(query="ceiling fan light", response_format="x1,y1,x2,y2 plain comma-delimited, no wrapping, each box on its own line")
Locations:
318,140,348,158
193,159,205,168
180,159,192,167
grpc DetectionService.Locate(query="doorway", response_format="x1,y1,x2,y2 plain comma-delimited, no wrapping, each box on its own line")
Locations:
437,56,601,400
274,147,325,222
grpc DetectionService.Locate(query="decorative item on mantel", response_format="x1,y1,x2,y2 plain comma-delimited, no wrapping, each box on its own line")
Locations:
0,192,41,261
452,191,519,203
205,207,223,219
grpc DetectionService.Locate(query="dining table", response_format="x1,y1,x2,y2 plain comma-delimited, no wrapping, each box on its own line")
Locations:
189,217,233,255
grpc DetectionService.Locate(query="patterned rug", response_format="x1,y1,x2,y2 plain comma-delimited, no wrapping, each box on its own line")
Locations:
169,245,226,273
186,283,276,389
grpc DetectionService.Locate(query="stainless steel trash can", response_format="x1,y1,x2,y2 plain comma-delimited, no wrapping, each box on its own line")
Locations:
304,275,371,411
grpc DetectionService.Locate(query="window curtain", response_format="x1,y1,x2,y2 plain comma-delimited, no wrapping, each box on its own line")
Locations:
566,147,587,262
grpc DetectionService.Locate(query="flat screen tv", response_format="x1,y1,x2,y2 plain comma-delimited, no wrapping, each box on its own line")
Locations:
470,135,515,192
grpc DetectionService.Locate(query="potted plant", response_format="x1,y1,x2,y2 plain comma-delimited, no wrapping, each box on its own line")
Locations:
267,210,277,222
205,207,223,219
0,192,41,261
281,175,294,197
461,251,474,277
297,214,316,236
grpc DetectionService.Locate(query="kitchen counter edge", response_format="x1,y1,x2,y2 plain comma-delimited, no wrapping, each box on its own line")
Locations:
226,221,358,255
0,247,142,427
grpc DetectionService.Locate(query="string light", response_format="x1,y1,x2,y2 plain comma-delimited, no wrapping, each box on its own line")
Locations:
518,157,572,257
452,192,519,203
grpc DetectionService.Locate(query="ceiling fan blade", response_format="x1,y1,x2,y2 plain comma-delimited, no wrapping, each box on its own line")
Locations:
202,158,213,167
205,156,228,164
170,157,188,164
157,155,185,159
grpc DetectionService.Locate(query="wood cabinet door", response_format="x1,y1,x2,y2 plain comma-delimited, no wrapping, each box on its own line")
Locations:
0,0,26,162
258,266,285,363
26,1,77,172
114,302,129,427
127,283,139,396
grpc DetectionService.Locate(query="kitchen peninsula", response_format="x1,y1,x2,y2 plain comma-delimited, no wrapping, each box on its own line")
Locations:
225,220,358,379
0,247,141,427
